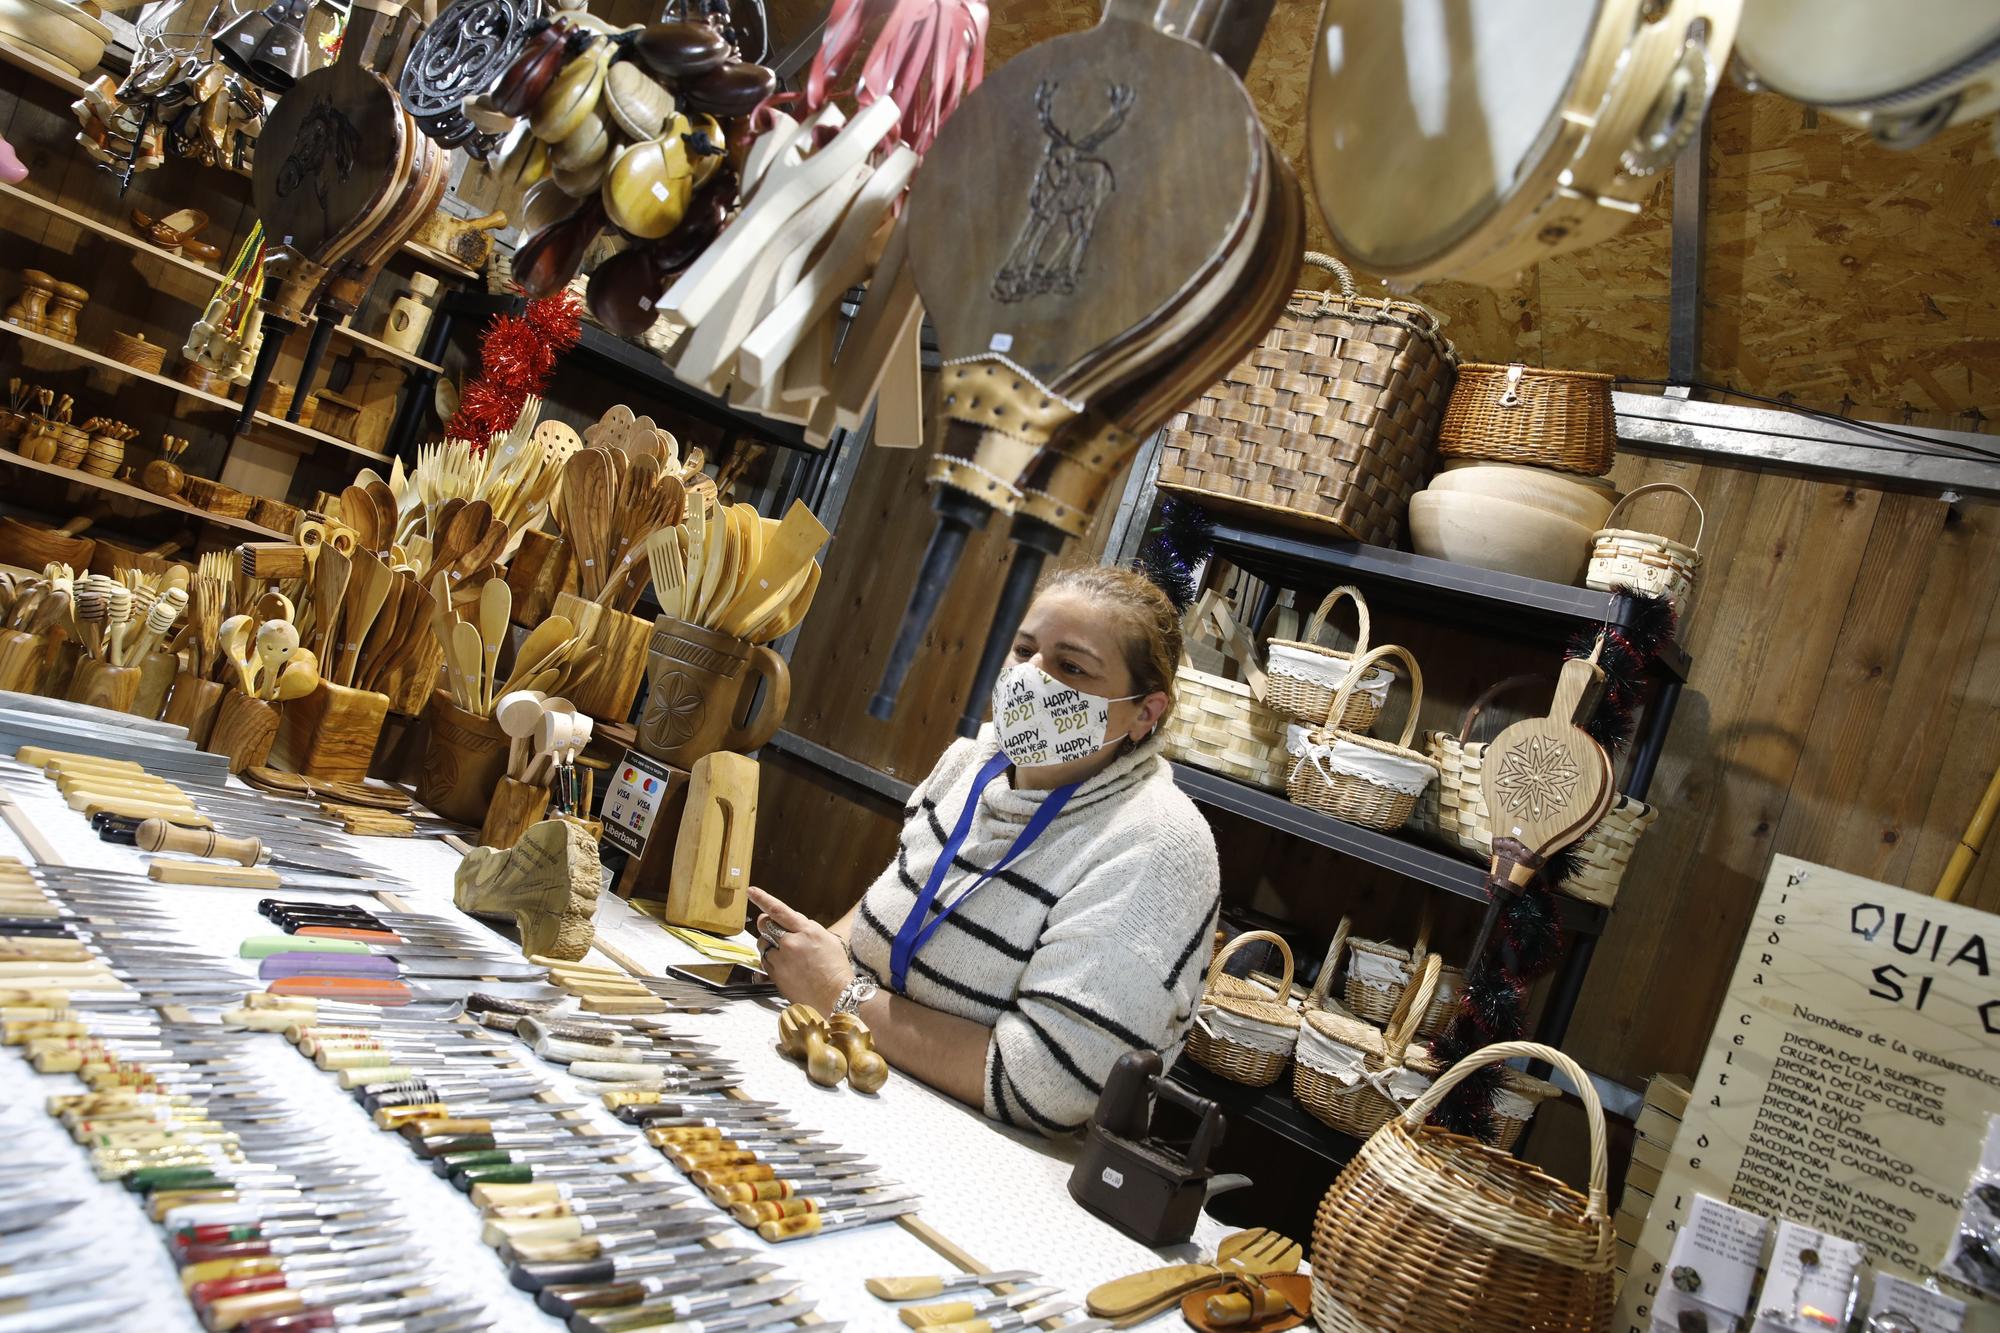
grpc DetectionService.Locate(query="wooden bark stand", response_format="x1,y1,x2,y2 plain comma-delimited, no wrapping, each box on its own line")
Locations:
210,691,280,774
453,815,603,959
273,678,391,781
551,590,649,723
162,673,226,745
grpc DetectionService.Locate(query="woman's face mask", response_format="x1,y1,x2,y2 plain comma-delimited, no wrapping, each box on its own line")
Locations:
992,661,1139,767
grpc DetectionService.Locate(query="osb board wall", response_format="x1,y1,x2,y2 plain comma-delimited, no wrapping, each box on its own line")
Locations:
990,3,2000,424
753,9,2000,1098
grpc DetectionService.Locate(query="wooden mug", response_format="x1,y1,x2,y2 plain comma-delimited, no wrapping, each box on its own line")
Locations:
211,691,280,774
67,659,142,714
274,679,390,781
637,615,791,769
162,673,227,745
418,689,510,824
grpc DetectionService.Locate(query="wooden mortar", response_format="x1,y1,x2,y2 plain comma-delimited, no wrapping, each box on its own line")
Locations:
417,689,509,824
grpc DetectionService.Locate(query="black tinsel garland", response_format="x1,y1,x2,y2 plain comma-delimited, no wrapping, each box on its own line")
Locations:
1426,588,1676,1140
1134,498,1216,610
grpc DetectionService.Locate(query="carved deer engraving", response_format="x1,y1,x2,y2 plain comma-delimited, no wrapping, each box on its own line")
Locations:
993,81,1137,303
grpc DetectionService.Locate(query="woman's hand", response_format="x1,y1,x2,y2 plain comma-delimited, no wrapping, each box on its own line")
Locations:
749,887,852,1014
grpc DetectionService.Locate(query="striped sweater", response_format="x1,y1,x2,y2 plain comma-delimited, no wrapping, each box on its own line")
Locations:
849,728,1220,1136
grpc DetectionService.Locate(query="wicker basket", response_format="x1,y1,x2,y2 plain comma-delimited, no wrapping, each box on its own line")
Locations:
1285,645,1436,831
1293,952,1442,1139
1342,907,1464,1040
1185,930,1302,1088
1310,1041,1615,1333
1438,363,1616,477
1156,253,1456,545
1414,674,1659,908
1161,594,1288,791
1265,587,1393,732
1586,482,1703,616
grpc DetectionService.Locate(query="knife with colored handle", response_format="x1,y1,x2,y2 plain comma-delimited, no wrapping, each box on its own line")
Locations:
645,1125,819,1149
174,1228,409,1266
536,1262,785,1318
511,1240,760,1292
551,1276,801,1322
455,1158,690,1192
260,953,551,982
418,1130,636,1159
236,1292,479,1331
865,1271,1043,1303
471,1177,676,1211
181,1242,411,1290
437,1142,640,1178
687,1160,882,1190
205,1270,433,1331
372,1100,587,1131
664,1145,864,1172
892,1287,1059,1329
729,1187,918,1227
576,1294,818,1333
615,1103,790,1127
484,1202,702,1249
191,1259,420,1311
709,1175,903,1206
265,976,567,1006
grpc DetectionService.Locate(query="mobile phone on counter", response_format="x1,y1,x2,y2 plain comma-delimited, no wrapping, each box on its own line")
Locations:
666,962,777,996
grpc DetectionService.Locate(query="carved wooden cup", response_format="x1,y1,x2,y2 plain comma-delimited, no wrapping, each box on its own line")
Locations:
274,679,390,782
211,692,280,773
67,659,142,713
418,689,510,824
637,615,791,769
162,673,226,745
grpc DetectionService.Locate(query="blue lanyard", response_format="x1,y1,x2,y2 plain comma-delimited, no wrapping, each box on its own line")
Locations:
890,751,1078,994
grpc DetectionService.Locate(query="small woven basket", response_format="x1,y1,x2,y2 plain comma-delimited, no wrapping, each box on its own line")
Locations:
1185,930,1302,1089
1342,906,1464,1039
1413,673,1658,908
1264,586,1391,731
1293,952,1442,1139
1161,594,1288,791
1310,1041,1616,1333
106,330,166,375
1157,253,1457,545
1586,482,1703,616
1438,363,1616,476
1285,645,1436,831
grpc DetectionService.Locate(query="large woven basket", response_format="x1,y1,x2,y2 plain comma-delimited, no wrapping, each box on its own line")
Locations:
1343,906,1464,1040
1586,482,1703,616
1286,645,1435,831
1265,586,1391,731
1413,674,1658,908
1437,363,1615,477
1294,951,1441,1139
1162,595,1288,791
1186,931,1302,1088
1310,1041,1616,1333
1156,254,1456,545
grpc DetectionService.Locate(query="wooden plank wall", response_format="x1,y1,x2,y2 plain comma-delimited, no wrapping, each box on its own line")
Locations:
752,4,2000,1100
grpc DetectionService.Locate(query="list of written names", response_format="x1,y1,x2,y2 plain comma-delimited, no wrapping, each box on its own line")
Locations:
1729,1025,1956,1273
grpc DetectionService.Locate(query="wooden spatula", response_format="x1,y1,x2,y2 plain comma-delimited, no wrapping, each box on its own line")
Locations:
499,615,576,699
340,485,378,555
477,579,511,714
1088,1229,1302,1327
310,547,352,664
1467,654,1616,963
719,500,829,638
746,559,821,643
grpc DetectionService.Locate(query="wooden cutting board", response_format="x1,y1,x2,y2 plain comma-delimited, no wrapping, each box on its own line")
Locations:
664,752,758,936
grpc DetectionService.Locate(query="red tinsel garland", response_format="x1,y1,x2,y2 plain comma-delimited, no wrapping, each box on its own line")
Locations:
443,292,583,448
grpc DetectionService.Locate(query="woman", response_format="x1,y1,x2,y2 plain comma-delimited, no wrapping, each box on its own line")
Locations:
750,566,1221,1136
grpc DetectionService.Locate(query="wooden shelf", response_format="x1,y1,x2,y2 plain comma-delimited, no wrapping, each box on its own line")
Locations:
0,448,286,539
1169,1057,1364,1167
0,37,89,96
0,321,389,464
0,181,443,379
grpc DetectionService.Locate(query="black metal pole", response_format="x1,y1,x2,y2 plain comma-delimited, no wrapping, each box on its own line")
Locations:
868,489,992,720
1625,677,1681,801
288,317,337,421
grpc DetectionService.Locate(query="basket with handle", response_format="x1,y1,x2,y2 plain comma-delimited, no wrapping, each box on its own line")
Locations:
1161,593,1289,791
1437,362,1616,476
1586,482,1704,615
1156,253,1457,545
1285,645,1436,831
1310,1040,1616,1333
1265,586,1393,731
1185,930,1303,1088
1342,903,1464,1039
1292,953,1442,1138
1414,672,1659,908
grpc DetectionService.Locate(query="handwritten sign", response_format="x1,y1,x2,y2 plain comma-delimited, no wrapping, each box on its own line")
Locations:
1618,855,2000,1332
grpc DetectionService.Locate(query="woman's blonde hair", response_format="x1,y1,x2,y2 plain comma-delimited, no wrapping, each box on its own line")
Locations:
1039,565,1183,724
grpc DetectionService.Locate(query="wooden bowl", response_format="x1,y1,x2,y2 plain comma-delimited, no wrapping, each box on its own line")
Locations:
0,516,93,570
106,330,166,375
0,0,109,73
1408,490,1593,586
1427,464,1618,530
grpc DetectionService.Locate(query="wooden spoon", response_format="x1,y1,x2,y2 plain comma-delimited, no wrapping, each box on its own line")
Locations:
449,618,486,714
336,551,394,688
477,578,512,715
311,548,352,664
216,613,256,694
495,688,548,780
340,485,378,555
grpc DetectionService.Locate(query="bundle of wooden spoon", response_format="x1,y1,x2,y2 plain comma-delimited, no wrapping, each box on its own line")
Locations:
65,571,189,667
494,687,594,814
295,544,438,694
646,496,826,642
552,444,690,610
433,576,586,716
